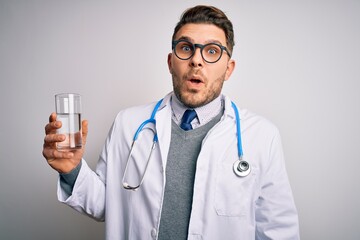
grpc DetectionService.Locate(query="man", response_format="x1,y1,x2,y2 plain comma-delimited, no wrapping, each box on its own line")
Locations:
43,5,300,240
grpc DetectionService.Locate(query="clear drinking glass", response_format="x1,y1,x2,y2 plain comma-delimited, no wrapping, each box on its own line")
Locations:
55,93,82,151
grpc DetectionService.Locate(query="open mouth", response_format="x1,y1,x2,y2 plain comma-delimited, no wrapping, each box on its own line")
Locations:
190,78,202,84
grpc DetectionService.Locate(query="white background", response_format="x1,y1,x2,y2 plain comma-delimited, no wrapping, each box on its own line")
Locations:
0,0,359,239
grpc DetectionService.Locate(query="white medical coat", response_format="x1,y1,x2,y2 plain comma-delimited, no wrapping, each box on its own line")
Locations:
58,92,300,239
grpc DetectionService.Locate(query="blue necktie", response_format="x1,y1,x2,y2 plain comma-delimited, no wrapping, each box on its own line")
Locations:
180,109,197,131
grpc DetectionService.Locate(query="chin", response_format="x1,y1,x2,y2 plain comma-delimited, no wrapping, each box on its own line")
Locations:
175,88,217,108
181,95,209,108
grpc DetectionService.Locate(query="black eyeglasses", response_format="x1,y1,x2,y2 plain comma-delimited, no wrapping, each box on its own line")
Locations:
172,39,231,63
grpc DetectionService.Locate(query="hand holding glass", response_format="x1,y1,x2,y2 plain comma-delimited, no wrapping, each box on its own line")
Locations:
55,93,82,151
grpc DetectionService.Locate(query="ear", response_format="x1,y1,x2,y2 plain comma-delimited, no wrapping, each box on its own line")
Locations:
167,53,173,74
224,59,235,81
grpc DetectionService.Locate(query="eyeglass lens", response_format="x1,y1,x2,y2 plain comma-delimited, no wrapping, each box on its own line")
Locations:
174,41,224,63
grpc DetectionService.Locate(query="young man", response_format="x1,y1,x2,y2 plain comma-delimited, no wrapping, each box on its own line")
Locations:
43,5,299,239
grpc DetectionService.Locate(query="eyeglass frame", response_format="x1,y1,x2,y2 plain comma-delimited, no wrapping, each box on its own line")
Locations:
172,39,232,63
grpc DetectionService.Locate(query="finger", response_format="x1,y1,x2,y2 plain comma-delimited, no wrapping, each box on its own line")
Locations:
45,120,62,134
81,120,88,145
45,113,59,134
44,133,65,145
49,112,57,123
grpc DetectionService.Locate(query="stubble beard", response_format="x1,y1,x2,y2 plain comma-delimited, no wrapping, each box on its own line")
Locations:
171,71,226,108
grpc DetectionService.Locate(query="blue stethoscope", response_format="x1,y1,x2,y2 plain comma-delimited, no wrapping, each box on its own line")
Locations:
122,99,251,191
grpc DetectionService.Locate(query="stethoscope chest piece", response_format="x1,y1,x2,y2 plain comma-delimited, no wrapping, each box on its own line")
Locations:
233,160,251,177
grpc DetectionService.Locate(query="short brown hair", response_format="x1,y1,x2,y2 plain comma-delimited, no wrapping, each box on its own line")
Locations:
172,5,235,55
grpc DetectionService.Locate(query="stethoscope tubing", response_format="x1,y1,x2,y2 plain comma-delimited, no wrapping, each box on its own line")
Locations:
123,98,250,190
231,101,243,159
133,99,163,142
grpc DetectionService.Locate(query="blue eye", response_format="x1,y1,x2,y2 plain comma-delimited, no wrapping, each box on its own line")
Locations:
203,44,221,57
208,48,217,55
181,45,192,52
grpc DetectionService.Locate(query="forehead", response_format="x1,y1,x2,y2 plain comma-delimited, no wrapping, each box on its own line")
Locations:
174,23,227,45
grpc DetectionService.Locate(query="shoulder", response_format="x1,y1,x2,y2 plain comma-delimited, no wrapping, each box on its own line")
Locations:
222,95,280,138
104,102,160,143
239,108,280,138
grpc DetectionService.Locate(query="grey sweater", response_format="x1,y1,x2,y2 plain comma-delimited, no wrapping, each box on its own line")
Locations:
158,112,222,240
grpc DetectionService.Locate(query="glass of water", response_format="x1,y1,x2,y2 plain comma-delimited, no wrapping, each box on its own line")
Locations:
55,93,82,151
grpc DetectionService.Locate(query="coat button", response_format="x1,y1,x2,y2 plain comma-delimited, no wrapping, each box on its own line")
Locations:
151,228,157,239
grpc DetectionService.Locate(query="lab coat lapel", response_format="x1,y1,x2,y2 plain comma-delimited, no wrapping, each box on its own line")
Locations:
154,94,172,171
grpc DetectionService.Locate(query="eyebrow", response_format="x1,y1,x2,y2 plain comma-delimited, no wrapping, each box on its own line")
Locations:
176,36,225,46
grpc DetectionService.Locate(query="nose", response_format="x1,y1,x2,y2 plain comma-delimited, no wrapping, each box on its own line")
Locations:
189,47,203,68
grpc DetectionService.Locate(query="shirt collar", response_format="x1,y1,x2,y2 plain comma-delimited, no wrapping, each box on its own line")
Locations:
170,92,224,126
